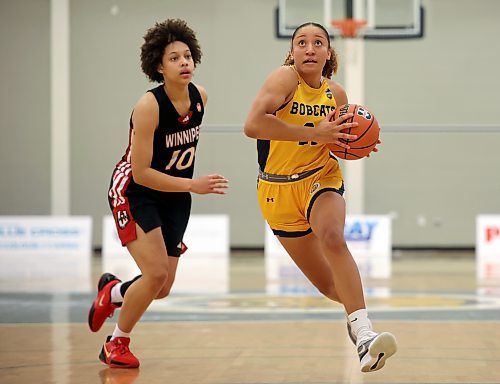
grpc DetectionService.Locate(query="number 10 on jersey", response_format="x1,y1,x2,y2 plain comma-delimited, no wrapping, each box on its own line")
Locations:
165,147,196,171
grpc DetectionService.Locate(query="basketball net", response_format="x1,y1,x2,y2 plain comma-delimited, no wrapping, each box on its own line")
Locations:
331,19,367,38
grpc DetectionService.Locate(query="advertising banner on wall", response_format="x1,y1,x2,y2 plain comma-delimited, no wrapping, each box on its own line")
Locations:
265,215,392,294
476,215,500,280
0,216,92,292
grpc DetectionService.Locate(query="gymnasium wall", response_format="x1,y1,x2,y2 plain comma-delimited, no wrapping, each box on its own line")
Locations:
0,0,51,215
1,0,499,248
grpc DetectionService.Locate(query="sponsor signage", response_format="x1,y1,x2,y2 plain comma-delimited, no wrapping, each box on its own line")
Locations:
0,216,92,292
476,215,500,280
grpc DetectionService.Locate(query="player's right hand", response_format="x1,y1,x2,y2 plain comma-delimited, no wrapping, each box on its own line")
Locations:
313,110,358,147
190,174,229,195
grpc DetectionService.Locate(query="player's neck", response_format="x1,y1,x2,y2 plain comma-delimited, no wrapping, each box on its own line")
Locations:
163,82,189,103
299,72,322,89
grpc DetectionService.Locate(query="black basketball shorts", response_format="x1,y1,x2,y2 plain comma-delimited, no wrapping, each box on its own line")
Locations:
109,186,191,257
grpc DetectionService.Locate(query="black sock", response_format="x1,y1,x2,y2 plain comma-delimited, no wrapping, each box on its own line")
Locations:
120,275,142,297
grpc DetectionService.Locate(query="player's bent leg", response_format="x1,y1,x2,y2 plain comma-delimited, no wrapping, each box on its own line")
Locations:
277,233,341,303
118,226,170,332
98,225,169,368
309,192,398,371
309,191,365,313
155,256,179,299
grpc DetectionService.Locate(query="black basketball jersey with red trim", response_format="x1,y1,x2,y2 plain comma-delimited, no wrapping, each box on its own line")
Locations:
108,83,204,208
148,83,203,178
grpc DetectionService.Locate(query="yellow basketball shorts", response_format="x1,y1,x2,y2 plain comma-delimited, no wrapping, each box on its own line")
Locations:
257,159,344,237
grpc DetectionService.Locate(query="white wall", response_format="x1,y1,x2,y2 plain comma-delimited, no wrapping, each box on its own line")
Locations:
1,0,499,247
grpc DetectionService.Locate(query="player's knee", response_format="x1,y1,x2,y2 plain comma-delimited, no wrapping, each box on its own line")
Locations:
155,284,172,299
319,226,346,252
144,266,169,292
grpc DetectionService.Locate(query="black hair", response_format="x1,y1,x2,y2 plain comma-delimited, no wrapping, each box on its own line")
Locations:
140,19,202,83
283,22,338,78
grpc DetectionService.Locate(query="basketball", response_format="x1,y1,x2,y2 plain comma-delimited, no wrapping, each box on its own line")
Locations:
327,104,380,160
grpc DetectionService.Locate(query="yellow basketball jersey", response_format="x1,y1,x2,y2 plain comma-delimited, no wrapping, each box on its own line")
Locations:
257,67,337,175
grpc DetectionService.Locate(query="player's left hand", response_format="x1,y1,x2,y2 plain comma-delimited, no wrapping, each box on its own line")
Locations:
191,174,229,195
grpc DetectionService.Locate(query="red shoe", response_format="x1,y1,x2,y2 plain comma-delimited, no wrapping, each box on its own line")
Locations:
88,273,121,332
99,336,140,368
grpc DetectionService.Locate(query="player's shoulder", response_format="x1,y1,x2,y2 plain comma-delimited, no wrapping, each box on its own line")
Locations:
326,79,348,105
325,78,345,93
270,65,298,83
192,82,206,95
263,65,299,96
192,82,208,105
133,90,159,116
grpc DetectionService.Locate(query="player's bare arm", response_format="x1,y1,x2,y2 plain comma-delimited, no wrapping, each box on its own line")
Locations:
328,79,348,106
244,66,314,141
244,66,357,145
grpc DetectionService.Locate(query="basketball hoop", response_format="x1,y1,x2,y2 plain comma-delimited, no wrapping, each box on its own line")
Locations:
331,19,367,38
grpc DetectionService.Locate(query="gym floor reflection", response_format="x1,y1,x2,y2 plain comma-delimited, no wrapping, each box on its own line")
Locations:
1,250,499,384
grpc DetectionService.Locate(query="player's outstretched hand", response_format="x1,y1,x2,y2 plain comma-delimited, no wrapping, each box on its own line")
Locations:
314,110,358,148
191,174,229,195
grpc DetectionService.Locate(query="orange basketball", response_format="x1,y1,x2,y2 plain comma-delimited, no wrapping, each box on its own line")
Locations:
327,104,380,160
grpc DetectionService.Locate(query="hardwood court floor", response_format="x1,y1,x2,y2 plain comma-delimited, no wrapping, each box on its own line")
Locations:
1,251,499,384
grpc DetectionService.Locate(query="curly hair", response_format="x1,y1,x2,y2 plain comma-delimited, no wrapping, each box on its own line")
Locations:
283,22,338,79
140,19,202,83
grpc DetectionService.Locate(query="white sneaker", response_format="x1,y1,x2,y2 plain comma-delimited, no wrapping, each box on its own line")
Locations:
346,321,357,345
357,332,397,373
346,318,372,346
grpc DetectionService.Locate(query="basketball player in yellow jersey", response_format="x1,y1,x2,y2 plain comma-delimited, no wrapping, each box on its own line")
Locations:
244,22,397,373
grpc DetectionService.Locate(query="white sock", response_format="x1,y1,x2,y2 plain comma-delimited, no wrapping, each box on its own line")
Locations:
345,309,373,328
110,283,124,304
111,325,130,340
347,309,375,344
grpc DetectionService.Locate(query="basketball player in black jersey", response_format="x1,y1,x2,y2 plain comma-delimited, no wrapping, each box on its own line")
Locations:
87,19,228,368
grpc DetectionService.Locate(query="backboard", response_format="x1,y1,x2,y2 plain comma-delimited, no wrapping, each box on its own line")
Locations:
276,0,424,39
